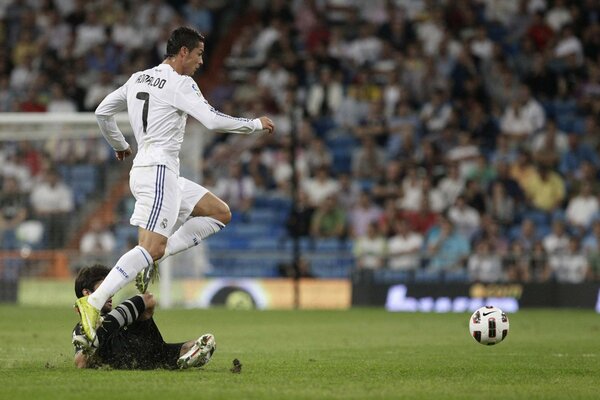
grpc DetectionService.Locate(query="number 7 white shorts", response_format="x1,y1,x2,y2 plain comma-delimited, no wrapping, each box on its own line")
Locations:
129,165,209,237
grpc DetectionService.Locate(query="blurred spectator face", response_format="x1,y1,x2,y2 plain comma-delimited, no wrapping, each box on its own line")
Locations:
358,192,371,207
581,182,593,196
394,219,409,236
552,221,565,235
323,195,337,210
3,176,19,193
568,237,580,253
46,170,60,186
476,240,489,254
522,219,535,236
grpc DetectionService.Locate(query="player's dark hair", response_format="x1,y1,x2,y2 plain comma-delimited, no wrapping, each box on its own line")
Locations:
74,264,110,298
165,27,205,57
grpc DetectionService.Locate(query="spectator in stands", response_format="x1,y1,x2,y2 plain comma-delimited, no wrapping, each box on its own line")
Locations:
386,101,419,160
446,132,480,179
543,220,570,265
310,195,346,239
505,241,532,282
509,150,537,193
302,166,339,207
420,176,446,213
486,181,516,228
212,163,256,217
462,178,487,215
468,239,504,283
565,181,599,233
472,216,509,257
47,83,78,113
549,236,590,283
183,0,215,37
306,67,343,119
352,136,385,182
387,219,423,272
336,172,361,211
353,222,386,270
437,163,464,208
84,70,116,111
29,168,74,248
400,196,439,236
447,195,481,240
466,154,496,188
559,133,600,180
500,86,545,142
0,176,29,250
285,190,314,239
490,161,525,206
522,164,565,213
584,224,600,281
304,137,333,174
80,217,116,258
424,216,470,272
530,118,568,158
243,147,274,193
348,191,382,238
513,218,538,252
420,88,452,135
399,164,424,212
2,151,33,192
372,160,403,206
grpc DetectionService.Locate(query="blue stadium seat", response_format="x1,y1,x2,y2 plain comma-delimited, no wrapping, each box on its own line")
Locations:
373,269,411,283
415,269,442,283
445,270,469,283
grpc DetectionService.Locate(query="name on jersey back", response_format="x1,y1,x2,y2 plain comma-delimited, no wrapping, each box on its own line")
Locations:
136,74,166,89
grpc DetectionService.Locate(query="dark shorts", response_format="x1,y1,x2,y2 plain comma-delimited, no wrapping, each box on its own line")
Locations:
98,318,184,370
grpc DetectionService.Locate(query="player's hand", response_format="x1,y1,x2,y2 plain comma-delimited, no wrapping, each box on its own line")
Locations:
259,116,274,134
115,147,132,161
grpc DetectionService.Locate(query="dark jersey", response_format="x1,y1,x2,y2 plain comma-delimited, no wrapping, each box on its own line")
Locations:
72,295,183,370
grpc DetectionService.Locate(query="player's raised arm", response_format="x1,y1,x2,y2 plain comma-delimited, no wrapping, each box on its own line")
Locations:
174,78,275,134
95,84,132,159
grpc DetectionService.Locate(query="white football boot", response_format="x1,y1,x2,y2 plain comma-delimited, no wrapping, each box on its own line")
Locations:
177,333,216,369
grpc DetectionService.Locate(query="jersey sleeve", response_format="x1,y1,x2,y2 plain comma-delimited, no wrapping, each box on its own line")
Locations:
174,77,263,134
95,83,131,151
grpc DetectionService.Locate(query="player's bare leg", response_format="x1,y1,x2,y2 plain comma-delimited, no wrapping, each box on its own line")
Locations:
136,193,231,292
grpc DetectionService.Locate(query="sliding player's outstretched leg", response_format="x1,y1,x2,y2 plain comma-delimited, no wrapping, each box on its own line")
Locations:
177,333,216,369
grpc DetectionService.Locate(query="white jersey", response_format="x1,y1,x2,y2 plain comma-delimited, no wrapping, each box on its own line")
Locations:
95,63,262,174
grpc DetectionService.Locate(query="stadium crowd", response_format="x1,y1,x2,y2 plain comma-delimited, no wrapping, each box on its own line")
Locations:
1,0,600,283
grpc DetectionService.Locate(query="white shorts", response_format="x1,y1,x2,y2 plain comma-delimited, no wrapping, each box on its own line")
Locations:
129,165,209,237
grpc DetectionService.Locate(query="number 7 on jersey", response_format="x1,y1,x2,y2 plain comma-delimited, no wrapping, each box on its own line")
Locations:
136,92,149,133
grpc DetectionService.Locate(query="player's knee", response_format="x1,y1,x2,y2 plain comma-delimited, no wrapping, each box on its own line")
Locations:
146,243,166,261
217,205,232,225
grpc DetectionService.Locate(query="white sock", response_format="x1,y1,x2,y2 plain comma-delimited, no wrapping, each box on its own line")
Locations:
88,246,152,310
160,216,225,261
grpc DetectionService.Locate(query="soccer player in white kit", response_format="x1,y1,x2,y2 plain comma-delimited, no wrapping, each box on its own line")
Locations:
75,27,275,342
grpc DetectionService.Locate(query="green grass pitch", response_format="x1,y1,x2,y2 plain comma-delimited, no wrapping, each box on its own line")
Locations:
0,306,598,400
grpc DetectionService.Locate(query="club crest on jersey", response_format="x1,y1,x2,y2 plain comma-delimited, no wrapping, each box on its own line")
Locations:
191,83,201,97
161,218,168,229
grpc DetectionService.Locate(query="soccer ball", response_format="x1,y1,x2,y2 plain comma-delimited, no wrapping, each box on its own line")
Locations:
469,306,509,345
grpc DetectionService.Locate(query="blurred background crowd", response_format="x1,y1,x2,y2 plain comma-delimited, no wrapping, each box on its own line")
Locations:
1,0,600,284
